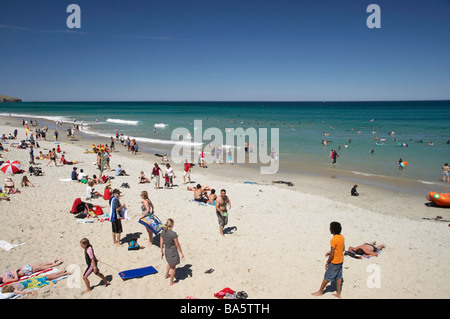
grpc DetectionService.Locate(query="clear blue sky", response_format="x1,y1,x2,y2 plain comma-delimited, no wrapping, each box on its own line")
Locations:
0,0,449,101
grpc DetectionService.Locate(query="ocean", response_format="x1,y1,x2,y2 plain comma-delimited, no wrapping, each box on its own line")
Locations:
1,100,450,190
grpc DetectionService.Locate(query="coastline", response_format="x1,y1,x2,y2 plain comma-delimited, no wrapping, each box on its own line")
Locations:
1,117,450,299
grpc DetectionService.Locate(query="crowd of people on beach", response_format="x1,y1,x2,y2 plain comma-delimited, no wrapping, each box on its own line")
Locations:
0,116,449,299
0,120,239,296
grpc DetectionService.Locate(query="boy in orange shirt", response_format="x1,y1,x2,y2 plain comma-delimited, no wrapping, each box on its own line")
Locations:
311,221,345,298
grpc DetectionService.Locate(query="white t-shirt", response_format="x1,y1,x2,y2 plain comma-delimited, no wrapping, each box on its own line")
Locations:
86,186,93,198
166,167,174,177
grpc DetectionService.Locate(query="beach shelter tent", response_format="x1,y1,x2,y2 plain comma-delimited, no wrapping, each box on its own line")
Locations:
0,160,22,175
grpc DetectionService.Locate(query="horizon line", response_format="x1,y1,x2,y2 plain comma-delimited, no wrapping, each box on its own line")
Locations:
11,98,450,103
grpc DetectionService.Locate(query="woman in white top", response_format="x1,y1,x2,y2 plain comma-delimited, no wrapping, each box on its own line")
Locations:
165,164,176,187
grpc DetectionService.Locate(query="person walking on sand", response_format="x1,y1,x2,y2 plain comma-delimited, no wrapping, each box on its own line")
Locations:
140,191,155,246
443,163,449,183
165,163,176,187
216,189,231,237
183,160,191,184
110,189,125,246
151,163,163,190
312,221,345,298
160,219,184,286
46,148,58,167
80,238,109,294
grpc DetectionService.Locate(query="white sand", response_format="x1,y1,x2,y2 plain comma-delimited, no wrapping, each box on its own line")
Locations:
1,123,449,299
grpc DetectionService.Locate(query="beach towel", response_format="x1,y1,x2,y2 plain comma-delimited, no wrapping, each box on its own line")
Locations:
0,268,53,289
0,268,69,299
110,197,119,222
0,240,25,252
138,213,163,235
191,199,208,206
214,287,236,299
345,250,381,259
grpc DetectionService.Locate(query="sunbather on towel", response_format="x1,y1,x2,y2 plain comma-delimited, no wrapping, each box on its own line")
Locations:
1,269,70,295
0,258,63,285
348,241,385,257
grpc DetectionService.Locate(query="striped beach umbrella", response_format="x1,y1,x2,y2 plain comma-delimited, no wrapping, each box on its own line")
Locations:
0,160,22,175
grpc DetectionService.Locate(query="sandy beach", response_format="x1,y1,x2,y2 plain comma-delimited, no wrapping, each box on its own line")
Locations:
1,118,450,300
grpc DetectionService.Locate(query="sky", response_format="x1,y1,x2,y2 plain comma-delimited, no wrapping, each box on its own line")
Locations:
0,0,449,101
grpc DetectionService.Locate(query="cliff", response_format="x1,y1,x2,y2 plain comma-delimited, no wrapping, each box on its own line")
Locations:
0,95,22,103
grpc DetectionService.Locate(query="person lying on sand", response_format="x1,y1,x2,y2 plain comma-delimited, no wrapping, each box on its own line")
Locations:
1,269,70,296
0,258,64,285
348,241,385,257
60,154,83,166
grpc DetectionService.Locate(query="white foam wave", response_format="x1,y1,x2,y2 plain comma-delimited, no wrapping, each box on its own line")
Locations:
82,129,202,147
418,180,442,186
154,123,168,128
352,171,375,177
0,112,71,123
106,118,139,125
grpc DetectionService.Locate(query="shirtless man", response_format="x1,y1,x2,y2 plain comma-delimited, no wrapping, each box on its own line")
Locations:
193,184,210,203
216,189,231,237
348,241,385,257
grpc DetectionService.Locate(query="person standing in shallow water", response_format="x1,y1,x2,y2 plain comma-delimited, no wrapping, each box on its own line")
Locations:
443,163,450,183
332,149,339,164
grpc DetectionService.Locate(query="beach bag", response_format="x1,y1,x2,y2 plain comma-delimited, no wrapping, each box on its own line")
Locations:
94,205,103,215
128,237,140,251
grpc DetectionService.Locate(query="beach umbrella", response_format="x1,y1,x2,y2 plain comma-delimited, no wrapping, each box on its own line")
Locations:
0,160,22,175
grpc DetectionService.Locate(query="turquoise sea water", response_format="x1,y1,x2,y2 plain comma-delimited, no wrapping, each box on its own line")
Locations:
1,101,449,187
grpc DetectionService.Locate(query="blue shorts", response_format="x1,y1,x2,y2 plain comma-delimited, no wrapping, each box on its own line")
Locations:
324,262,343,282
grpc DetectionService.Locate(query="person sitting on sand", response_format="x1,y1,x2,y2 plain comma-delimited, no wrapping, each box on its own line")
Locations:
0,259,64,285
5,177,15,190
192,184,211,203
351,185,359,196
138,171,151,184
114,164,128,176
71,167,79,181
1,269,70,296
86,181,103,199
20,176,34,187
103,184,112,201
208,189,217,205
348,241,385,257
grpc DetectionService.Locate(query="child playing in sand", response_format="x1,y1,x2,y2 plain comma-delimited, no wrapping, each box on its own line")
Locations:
80,238,109,294
311,221,345,298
